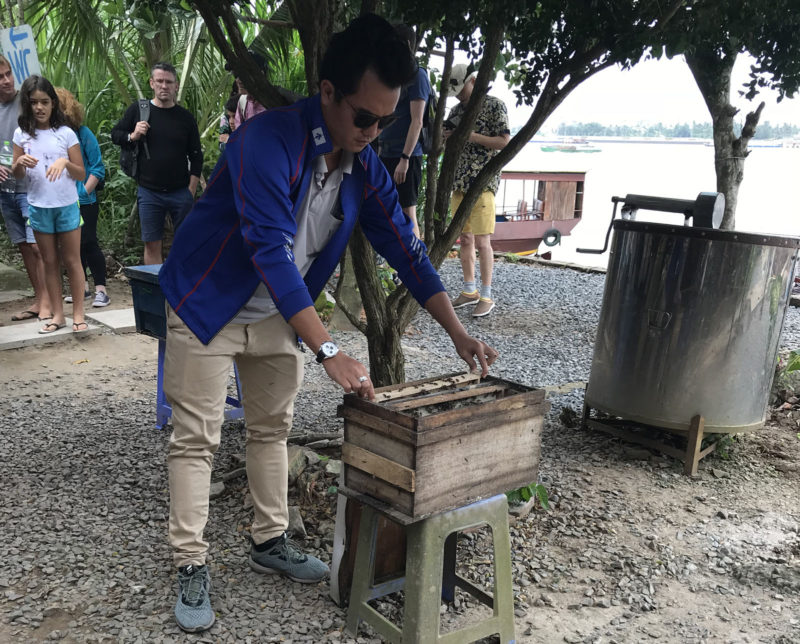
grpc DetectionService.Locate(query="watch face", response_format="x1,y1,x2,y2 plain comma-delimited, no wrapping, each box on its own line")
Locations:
317,342,338,362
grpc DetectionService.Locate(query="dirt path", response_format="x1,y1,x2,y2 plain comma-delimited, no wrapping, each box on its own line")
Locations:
1,278,799,643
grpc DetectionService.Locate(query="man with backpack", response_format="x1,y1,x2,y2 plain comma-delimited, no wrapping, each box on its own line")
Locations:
377,23,431,239
111,62,203,265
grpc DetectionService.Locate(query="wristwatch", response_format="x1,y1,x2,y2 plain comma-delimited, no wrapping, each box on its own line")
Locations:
400,152,410,160
316,341,339,363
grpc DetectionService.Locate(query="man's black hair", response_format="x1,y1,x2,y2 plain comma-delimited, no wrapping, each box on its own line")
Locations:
319,13,416,97
393,23,417,53
224,96,239,113
151,61,178,78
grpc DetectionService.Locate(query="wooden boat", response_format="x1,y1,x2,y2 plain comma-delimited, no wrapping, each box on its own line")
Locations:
491,170,585,254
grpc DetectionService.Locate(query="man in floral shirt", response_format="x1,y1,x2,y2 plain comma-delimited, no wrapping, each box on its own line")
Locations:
444,64,509,317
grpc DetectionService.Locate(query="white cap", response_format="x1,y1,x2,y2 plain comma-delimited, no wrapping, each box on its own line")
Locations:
445,64,476,96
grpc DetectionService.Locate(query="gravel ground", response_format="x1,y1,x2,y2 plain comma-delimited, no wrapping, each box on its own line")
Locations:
1,258,799,643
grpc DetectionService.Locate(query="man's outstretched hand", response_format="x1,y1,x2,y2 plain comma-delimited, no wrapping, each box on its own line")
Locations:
322,352,375,400
453,334,498,377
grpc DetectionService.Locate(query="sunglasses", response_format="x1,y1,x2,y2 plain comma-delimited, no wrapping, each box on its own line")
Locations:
336,90,398,130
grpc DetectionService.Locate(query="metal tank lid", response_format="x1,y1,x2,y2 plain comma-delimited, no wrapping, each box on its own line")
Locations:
612,219,800,249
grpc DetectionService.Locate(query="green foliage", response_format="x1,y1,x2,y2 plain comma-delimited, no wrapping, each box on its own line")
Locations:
504,253,520,264
506,482,549,511
785,351,800,373
314,291,335,322
659,0,800,101
375,262,399,295
14,0,310,266
712,434,737,461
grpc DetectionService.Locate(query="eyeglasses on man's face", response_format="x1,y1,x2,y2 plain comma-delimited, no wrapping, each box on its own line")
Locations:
336,90,398,130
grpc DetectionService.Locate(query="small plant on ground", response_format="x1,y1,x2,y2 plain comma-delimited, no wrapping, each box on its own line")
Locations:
712,433,737,460
785,350,800,373
506,482,549,510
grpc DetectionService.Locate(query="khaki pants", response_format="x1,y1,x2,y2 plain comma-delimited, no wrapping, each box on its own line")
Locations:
164,306,304,567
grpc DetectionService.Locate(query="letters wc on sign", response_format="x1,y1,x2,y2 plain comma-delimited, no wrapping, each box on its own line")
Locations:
0,25,42,88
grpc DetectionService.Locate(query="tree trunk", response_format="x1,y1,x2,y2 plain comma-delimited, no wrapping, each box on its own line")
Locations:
686,49,763,230
4,0,14,28
423,36,454,245
287,0,337,96
347,223,408,386
365,319,405,385
329,249,363,332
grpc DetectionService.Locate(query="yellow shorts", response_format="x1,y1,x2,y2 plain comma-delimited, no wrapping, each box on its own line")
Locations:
452,190,496,235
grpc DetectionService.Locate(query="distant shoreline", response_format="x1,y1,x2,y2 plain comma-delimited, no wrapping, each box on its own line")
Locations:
530,136,789,147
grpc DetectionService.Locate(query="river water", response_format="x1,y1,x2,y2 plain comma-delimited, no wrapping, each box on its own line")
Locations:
499,140,800,268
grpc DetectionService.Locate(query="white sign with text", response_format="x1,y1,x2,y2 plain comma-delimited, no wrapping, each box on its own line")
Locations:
0,25,41,88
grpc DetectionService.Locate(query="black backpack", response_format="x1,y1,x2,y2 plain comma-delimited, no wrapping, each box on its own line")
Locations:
119,99,151,178
418,69,438,156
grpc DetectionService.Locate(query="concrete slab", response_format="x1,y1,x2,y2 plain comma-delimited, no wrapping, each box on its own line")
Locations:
86,307,137,333
0,288,32,304
0,317,103,351
0,261,31,291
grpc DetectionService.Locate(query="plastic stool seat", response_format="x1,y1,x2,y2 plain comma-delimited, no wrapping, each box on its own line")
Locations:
345,494,516,643
155,338,244,429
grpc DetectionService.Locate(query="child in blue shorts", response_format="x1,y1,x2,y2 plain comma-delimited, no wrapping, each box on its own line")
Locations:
12,75,86,334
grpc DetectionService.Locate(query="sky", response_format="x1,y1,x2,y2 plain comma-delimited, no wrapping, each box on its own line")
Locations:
434,52,800,133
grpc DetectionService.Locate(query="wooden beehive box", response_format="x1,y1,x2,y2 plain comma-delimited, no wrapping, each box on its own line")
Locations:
338,372,548,520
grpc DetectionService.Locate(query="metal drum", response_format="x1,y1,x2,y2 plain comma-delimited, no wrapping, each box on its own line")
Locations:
586,220,800,433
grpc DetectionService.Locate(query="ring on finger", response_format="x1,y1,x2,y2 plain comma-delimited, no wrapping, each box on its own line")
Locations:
358,375,368,383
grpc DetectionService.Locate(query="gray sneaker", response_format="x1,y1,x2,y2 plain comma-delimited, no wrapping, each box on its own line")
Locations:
174,564,215,633
249,533,329,583
92,291,110,307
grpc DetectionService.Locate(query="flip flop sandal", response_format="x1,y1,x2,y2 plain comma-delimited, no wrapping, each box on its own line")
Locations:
38,322,66,334
11,310,38,321
72,321,89,333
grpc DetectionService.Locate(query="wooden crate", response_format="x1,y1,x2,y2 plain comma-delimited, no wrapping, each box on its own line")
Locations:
338,372,548,520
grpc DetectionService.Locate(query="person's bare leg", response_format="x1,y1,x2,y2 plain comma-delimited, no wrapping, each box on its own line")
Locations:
34,232,65,327
459,232,476,284
144,240,163,265
18,241,51,317
474,234,494,287
59,228,86,325
402,205,420,239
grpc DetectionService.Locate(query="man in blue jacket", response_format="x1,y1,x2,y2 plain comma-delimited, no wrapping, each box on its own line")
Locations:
159,14,498,633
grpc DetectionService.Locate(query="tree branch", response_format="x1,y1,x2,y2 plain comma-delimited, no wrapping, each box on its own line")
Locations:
237,17,294,28
192,0,291,108
333,258,368,335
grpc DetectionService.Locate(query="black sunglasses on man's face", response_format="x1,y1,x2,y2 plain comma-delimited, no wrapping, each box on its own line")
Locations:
336,90,398,130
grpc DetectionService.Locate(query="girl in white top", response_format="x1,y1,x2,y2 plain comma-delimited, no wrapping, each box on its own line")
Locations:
12,75,86,334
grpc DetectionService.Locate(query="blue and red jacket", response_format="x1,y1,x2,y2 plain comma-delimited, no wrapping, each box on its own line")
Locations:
159,94,444,345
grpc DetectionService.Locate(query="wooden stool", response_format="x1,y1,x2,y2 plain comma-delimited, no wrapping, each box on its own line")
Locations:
345,493,516,644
